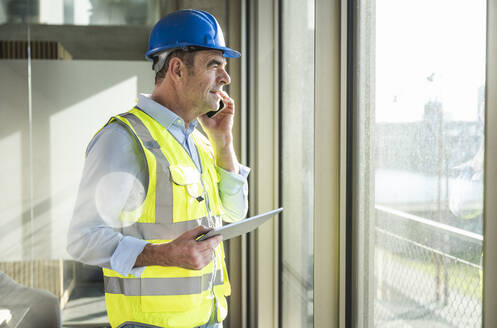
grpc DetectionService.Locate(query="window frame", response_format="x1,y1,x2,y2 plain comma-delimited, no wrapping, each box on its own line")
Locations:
240,0,344,327
245,0,280,327
483,0,497,326
314,0,344,327
345,0,497,327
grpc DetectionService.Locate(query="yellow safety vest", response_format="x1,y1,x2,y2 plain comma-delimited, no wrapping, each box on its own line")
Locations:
97,108,231,328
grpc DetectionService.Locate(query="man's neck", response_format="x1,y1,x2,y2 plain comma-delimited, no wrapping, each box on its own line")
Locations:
151,89,196,129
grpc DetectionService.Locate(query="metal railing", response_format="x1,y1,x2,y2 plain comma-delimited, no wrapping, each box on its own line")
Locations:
374,205,482,328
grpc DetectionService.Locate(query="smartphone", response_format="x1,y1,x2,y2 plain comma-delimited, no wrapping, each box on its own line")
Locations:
206,100,225,118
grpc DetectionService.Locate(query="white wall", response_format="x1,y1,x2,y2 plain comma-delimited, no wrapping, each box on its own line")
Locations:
0,61,31,262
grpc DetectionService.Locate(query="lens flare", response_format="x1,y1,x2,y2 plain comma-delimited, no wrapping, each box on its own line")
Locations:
95,172,145,228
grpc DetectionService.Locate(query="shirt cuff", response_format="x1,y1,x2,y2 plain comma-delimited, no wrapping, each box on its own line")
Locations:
110,236,149,277
217,164,250,196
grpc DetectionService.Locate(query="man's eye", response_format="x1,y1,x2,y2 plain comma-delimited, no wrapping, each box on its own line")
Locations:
209,61,223,68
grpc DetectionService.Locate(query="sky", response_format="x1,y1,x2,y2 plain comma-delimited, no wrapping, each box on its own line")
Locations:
375,0,487,122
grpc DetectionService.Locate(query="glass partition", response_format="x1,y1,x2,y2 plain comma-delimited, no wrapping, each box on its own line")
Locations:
1,0,160,26
1,1,47,326
0,0,154,326
0,0,237,326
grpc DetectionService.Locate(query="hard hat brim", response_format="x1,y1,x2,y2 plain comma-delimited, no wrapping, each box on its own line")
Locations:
146,44,241,61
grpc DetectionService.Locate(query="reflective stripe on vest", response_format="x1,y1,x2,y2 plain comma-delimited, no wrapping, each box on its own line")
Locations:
120,216,211,240
121,112,173,226
104,270,224,296
116,111,174,227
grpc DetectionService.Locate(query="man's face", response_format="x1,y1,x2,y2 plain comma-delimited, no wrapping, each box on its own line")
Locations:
181,50,231,114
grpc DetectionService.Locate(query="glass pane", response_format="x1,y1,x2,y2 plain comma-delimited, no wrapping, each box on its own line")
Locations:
1,1,238,326
0,0,160,26
280,0,315,327
1,0,153,326
32,60,153,326
353,1,486,327
0,1,43,326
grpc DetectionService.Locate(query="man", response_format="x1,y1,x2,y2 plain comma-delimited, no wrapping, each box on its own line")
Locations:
67,9,248,328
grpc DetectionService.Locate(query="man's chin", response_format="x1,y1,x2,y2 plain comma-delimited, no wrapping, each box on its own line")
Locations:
205,103,219,113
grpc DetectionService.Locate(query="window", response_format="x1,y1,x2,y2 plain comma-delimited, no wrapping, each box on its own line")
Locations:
352,1,486,327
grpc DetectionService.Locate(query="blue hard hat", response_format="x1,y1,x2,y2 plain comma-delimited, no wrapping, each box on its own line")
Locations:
146,9,241,60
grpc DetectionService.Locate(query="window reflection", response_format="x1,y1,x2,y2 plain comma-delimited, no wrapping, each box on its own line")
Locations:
0,0,160,26
0,0,157,326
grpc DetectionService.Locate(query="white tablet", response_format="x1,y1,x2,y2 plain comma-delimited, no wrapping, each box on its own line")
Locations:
197,208,283,241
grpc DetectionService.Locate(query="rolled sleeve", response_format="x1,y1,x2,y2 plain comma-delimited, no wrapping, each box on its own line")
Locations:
217,164,249,195
110,236,149,277
217,164,250,222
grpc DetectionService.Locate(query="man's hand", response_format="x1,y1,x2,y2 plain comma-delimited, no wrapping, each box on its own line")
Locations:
135,225,222,270
198,91,235,144
198,91,240,174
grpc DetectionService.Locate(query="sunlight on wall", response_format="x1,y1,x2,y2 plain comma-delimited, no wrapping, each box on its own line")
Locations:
0,132,24,261
0,60,29,262
45,61,153,258
0,60,154,261
48,76,140,258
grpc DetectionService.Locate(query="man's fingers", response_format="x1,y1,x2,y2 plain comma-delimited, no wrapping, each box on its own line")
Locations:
196,234,222,251
182,225,211,240
218,92,234,109
188,242,219,269
218,91,233,102
166,230,220,270
204,235,222,248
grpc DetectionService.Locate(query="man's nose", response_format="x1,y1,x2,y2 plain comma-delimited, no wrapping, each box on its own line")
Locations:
218,68,231,85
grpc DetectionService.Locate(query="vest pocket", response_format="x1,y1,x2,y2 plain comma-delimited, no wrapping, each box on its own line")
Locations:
169,165,207,222
140,293,203,313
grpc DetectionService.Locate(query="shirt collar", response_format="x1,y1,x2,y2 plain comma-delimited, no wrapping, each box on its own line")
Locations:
136,94,198,133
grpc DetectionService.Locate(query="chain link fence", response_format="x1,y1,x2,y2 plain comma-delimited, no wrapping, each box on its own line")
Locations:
374,207,482,328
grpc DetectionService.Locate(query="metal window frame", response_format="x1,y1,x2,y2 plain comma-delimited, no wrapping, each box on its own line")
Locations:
483,0,497,327
224,0,280,326
314,0,344,327
245,0,280,327
226,0,245,327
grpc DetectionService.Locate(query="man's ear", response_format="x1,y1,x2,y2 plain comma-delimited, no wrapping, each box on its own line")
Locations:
168,58,184,81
